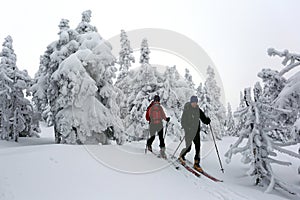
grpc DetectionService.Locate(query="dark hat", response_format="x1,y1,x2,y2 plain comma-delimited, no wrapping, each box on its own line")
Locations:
154,95,160,102
190,95,198,103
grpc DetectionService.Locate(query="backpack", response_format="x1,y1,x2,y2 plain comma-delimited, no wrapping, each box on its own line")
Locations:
145,101,154,122
149,104,163,124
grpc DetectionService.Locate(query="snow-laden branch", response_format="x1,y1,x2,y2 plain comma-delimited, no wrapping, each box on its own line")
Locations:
273,140,298,147
261,103,292,114
233,106,248,118
266,157,291,166
268,48,300,76
273,144,300,159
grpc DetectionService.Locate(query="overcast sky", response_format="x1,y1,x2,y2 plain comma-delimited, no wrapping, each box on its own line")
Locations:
0,0,300,109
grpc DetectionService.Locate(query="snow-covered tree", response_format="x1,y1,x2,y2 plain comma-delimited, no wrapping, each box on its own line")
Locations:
115,30,135,119
76,10,97,34
233,91,247,137
198,66,226,139
31,18,79,129
225,103,235,136
41,105,53,127
51,52,122,144
124,64,164,140
77,31,124,144
139,38,150,64
267,48,300,143
123,64,194,141
196,82,203,98
257,68,286,104
118,29,135,76
225,83,300,195
0,36,34,141
184,68,195,89
158,65,194,139
32,11,124,144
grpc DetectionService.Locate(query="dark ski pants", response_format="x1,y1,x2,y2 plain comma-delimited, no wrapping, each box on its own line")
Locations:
147,127,165,148
180,126,201,162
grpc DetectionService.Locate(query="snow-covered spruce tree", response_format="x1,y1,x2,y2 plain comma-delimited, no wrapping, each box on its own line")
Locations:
75,10,97,34
233,91,247,137
198,66,226,139
51,52,122,144
77,34,124,144
57,11,123,144
117,29,135,77
225,83,300,195
124,63,165,140
225,103,235,136
257,68,286,104
40,105,53,127
124,39,165,141
0,66,11,139
257,68,289,142
31,18,79,127
184,68,195,89
158,65,195,140
196,82,203,99
0,57,13,140
32,11,124,144
139,38,150,64
196,82,211,139
125,64,164,140
115,29,135,119
267,48,300,143
0,36,34,141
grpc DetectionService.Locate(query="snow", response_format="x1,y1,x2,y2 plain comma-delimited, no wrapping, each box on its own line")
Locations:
0,123,299,200
275,70,300,108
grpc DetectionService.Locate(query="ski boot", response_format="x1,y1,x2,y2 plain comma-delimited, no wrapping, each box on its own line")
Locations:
193,159,203,173
160,147,167,159
178,156,186,165
147,144,152,152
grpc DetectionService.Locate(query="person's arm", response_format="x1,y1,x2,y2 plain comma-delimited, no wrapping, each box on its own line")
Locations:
181,104,188,129
199,108,211,125
160,106,167,121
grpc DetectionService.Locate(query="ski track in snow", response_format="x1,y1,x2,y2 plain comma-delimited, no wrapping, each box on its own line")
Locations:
167,157,252,200
86,140,254,200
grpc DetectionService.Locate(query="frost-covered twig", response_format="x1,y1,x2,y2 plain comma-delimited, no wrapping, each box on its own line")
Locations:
266,157,291,166
268,48,300,76
273,144,300,159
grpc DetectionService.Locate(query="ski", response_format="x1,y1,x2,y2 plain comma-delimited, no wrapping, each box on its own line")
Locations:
176,159,201,178
146,149,182,170
147,149,222,181
167,154,201,178
146,149,167,159
185,160,223,182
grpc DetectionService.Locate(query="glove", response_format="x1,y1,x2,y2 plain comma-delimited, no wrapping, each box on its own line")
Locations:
166,117,171,122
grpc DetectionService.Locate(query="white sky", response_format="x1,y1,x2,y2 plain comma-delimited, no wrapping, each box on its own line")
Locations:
1,0,300,109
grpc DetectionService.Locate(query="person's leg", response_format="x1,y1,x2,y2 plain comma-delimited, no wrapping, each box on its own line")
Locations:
193,124,202,172
158,128,165,148
179,129,193,159
147,135,155,146
147,125,156,148
193,125,201,162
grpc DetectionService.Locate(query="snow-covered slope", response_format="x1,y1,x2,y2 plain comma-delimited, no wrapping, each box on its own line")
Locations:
0,123,299,200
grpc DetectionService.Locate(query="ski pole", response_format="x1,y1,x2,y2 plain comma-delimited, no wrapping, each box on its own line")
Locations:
172,135,185,158
209,124,224,173
163,121,169,140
